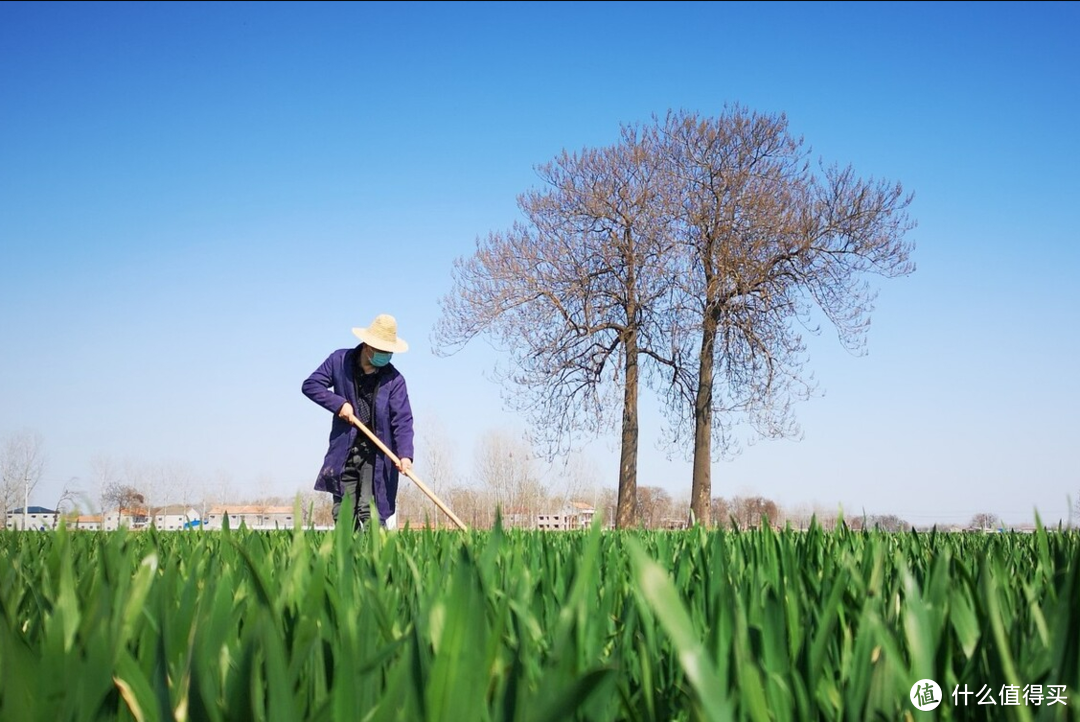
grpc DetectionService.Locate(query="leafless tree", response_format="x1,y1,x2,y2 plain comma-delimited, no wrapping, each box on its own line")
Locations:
864,514,910,533
0,429,47,514
396,482,433,529
102,481,145,515
295,490,332,527
434,107,914,531
414,414,457,492
445,486,489,529
806,505,841,531
155,460,200,508
555,448,602,510
785,501,815,531
636,485,673,529
594,487,617,529
656,106,916,524
210,470,233,506
116,458,154,512
729,495,781,530
710,497,732,528
412,412,458,522
53,477,83,515
433,126,679,529
95,456,193,514
969,512,1000,531
90,455,120,513
472,429,544,528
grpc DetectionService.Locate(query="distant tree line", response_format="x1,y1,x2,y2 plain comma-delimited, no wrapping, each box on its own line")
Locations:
4,425,1028,534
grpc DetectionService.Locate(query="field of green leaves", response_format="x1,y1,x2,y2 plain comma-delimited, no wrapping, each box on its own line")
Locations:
1,517,1077,721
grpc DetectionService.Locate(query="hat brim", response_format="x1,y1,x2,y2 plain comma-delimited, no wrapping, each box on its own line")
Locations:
352,327,409,353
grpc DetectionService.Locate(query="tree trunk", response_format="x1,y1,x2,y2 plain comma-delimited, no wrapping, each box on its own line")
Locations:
690,313,717,526
616,329,640,529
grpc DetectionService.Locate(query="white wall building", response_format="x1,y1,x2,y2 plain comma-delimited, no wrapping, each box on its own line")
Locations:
537,502,596,531
203,505,296,530
4,506,59,530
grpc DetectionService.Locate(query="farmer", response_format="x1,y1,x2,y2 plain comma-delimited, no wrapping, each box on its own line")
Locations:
302,313,414,531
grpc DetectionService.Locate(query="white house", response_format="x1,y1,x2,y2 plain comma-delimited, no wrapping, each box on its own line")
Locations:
102,506,151,531
537,501,596,531
204,505,295,530
5,506,59,530
148,505,204,531
67,514,103,531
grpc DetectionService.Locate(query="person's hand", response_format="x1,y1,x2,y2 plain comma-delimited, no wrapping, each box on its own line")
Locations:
398,457,412,474
337,402,354,420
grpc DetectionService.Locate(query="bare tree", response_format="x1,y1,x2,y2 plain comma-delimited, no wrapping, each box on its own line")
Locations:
160,461,200,509
729,495,781,530
593,487,617,529
293,490,332,528
310,492,334,528
656,106,916,524
53,477,83,515
102,481,145,515
396,482,432,529
812,505,842,531
473,429,544,528
555,448,602,509
434,107,913,531
445,486,489,530
433,126,678,529
119,459,153,513
636,485,673,529
0,429,47,516
90,455,120,513
864,514,910,533
710,497,732,528
969,512,1000,531
411,413,458,523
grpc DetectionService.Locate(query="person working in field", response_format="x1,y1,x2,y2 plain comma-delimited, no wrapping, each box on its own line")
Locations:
302,313,414,531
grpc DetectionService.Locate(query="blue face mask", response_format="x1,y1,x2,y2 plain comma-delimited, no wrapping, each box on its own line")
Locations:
370,350,393,367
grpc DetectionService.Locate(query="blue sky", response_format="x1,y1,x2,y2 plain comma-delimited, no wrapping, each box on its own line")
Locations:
2,1,1077,526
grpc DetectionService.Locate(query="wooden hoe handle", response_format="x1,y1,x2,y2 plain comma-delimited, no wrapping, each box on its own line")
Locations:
345,414,468,531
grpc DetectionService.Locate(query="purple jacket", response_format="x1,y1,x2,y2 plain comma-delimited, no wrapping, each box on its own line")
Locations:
301,345,415,522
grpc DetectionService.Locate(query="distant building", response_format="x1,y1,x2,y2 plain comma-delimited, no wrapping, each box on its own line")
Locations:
5,506,59,530
70,514,103,530
102,506,151,531
537,502,596,531
8,503,301,532
147,505,204,531
499,506,535,529
204,505,295,530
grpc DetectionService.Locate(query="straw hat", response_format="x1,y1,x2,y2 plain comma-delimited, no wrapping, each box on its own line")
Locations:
352,314,409,353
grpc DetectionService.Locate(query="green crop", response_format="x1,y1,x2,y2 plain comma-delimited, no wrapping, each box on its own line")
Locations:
1,515,1076,720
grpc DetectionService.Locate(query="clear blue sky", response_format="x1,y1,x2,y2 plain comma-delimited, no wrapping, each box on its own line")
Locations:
2,1,1077,526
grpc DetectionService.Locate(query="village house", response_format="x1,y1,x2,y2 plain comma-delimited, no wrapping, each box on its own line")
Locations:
102,506,151,531
67,514,103,531
203,504,296,530
536,501,596,531
4,506,59,530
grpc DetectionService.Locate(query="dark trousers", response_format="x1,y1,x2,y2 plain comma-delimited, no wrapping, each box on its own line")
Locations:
333,447,375,531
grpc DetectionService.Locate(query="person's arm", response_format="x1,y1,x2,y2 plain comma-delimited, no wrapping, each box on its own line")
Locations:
388,375,415,473
301,352,349,416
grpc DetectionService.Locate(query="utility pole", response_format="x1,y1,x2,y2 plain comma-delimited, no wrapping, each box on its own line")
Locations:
22,474,28,530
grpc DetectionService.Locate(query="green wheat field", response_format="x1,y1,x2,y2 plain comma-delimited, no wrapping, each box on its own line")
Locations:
1,516,1077,721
